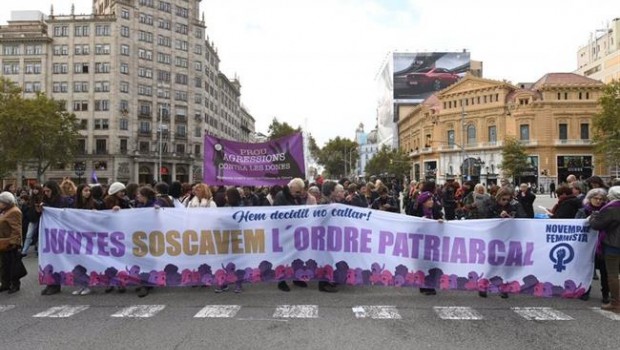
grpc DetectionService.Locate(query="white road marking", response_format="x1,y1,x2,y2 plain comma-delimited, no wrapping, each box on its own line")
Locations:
273,305,318,318
434,306,484,320
512,307,573,321
194,305,241,318
352,305,401,319
0,305,15,313
111,305,166,318
33,305,90,318
591,307,620,320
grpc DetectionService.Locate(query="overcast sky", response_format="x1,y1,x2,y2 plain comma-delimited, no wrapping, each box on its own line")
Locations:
1,1,618,146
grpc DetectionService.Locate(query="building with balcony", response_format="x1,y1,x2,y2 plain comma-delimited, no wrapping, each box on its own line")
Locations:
398,73,606,188
575,17,620,83
0,0,254,185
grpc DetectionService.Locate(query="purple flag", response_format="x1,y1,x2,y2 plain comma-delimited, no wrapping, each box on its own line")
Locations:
91,170,99,184
204,133,305,186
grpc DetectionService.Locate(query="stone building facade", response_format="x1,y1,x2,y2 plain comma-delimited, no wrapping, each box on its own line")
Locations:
398,73,607,188
0,0,254,185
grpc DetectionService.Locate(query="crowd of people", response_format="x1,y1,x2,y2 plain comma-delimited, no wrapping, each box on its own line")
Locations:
0,174,619,313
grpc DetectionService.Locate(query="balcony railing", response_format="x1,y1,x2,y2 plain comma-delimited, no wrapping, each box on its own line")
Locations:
138,130,152,136
175,133,187,139
554,139,592,146
518,139,538,146
175,115,187,123
138,112,152,119
95,149,108,155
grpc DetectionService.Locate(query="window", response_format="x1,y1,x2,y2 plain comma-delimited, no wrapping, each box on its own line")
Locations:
139,13,153,25
176,6,189,18
73,81,89,92
120,63,129,75
94,81,110,92
120,82,130,93
74,25,90,36
580,123,589,140
120,139,128,153
175,57,188,68
158,18,171,30
138,84,153,96
466,125,476,146
78,120,88,130
138,31,154,43
175,90,188,101
140,0,155,7
157,52,171,64
194,27,202,39
176,143,186,154
139,141,150,152
94,100,110,111
194,61,202,71
2,62,18,74
175,73,188,85
95,62,111,73
52,63,67,74
120,100,129,112
120,44,130,56
194,44,202,55
159,1,172,12
73,101,88,111
53,45,69,55
95,25,111,36
138,48,153,61
52,82,68,93
95,44,111,55
94,119,109,130
158,35,171,47
176,124,186,136
139,121,151,133
138,67,153,78
157,70,171,83
53,26,69,37
175,39,188,51
121,8,130,19
488,126,497,143
195,94,202,104
74,45,90,55
95,139,107,154
74,63,89,74
25,44,42,55
175,23,188,34
25,62,42,74
194,126,202,137
24,82,42,93
519,125,530,141
120,26,130,37
559,123,568,140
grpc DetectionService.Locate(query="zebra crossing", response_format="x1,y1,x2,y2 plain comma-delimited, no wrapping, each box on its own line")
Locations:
1,304,619,320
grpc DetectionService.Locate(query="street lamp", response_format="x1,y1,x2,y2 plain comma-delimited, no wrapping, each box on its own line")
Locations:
74,161,85,184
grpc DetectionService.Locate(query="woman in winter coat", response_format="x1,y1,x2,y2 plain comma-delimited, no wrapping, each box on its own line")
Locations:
589,186,620,313
576,188,609,304
0,191,25,294
186,183,217,208
21,184,42,257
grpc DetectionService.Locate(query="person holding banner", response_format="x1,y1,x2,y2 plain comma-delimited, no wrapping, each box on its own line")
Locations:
576,188,609,304
413,189,444,295
589,186,620,313
40,180,74,296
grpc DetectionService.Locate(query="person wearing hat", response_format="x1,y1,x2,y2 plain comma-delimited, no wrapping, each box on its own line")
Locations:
104,182,131,211
0,191,25,294
412,186,444,296
589,186,620,313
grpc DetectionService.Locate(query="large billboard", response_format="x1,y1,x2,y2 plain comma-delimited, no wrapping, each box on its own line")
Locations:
393,52,471,102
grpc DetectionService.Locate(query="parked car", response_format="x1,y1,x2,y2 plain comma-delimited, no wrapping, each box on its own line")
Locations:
406,67,461,90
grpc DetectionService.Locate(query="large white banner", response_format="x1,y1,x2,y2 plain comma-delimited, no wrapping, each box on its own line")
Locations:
39,205,596,297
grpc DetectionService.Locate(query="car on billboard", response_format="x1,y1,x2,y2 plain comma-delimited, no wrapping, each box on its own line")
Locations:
406,67,461,90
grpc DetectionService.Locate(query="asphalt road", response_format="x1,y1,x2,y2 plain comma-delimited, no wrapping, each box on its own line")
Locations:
2,195,616,350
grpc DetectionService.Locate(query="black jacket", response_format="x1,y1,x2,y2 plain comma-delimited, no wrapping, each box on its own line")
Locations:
551,195,582,219
273,187,304,206
486,198,527,219
516,190,536,218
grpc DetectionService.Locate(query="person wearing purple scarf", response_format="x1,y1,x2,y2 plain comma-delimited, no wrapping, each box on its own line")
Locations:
576,188,608,304
589,186,620,313
413,190,444,296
